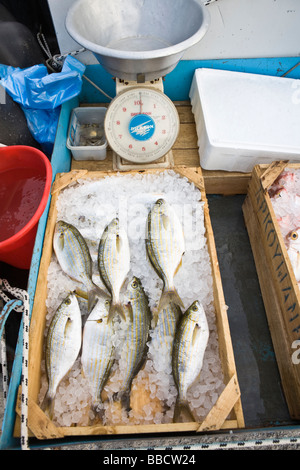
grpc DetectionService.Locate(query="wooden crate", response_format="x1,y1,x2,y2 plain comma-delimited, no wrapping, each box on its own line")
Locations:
243,161,300,420
14,166,244,440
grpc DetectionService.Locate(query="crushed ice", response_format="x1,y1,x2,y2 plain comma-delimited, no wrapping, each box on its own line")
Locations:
38,170,225,427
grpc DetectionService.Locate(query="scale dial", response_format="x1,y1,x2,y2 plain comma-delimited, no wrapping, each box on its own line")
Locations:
104,87,180,163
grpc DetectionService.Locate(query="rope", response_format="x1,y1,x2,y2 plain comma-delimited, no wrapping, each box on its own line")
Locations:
0,279,30,451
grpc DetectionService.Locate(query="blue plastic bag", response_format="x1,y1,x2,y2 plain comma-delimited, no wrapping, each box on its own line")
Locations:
0,56,86,145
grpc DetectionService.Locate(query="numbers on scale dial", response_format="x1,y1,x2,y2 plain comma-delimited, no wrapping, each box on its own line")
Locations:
104,87,179,163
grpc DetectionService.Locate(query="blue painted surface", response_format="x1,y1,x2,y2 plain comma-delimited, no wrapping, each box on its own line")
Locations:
79,57,300,104
2,57,300,449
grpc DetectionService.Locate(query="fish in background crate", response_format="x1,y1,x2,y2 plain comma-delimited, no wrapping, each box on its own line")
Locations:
269,168,300,286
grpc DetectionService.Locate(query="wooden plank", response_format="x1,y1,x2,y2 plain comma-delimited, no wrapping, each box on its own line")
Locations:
51,170,89,194
260,160,289,192
243,163,300,419
247,165,300,347
197,375,241,433
243,194,300,419
58,420,239,438
202,169,250,195
173,123,198,150
15,388,64,440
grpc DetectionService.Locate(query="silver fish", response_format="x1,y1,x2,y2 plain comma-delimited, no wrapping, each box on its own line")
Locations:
81,298,115,412
286,227,300,282
98,218,130,323
114,277,151,411
42,293,82,419
146,198,185,317
172,300,209,423
53,220,108,312
153,302,182,352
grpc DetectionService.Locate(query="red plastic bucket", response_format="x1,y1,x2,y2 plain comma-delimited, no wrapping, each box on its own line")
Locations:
0,145,52,269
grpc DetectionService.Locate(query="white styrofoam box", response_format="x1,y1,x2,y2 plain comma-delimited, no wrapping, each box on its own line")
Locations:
189,68,300,172
67,107,107,161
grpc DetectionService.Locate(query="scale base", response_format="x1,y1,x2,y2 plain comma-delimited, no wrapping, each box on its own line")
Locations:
112,150,174,171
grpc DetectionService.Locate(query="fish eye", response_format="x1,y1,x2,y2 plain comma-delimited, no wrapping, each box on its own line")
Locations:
157,199,163,206
291,231,298,240
132,280,138,289
192,304,198,311
65,298,71,305
105,299,110,306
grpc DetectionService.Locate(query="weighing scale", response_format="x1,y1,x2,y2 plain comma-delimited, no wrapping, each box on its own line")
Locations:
105,78,179,170
65,0,210,170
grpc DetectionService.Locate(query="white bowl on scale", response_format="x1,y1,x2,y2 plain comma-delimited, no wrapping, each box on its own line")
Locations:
65,0,210,82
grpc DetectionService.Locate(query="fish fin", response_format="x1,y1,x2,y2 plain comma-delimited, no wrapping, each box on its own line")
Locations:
88,283,109,313
192,323,201,346
116,233,122,253
173,398,195,423
75,287,88,301
107,300,126,323
113,390,131,412
126,301,134,323
58,232,64,250
174,258,183,276
64,317,72,338
41,391,55,420
162,213,170,231
157,286,184,314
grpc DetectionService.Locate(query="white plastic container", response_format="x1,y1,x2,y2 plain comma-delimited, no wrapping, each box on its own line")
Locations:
189,68,300,173
67,107,107,160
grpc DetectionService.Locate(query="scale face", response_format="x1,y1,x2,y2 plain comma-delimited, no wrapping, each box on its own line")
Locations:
104,86,180,164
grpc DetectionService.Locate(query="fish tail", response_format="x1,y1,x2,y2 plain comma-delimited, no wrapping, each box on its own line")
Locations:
108,298,126,323
113,390,131,412
157,286,184,314
88,283,109,313
173,398,196,423
41,391,55,420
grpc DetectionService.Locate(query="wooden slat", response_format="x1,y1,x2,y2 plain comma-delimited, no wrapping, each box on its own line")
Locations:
15,388,64,440
260,160,289,192
243,163,300,419
51,169,89,194
197,375,241,433
243,194,300,419
58,420,239,438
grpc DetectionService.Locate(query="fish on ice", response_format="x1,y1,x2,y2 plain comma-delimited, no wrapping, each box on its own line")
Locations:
146,198,185,317
42,293,82,419
152,302,182,355
172,300,209,423
81,298,115,414
113,277,152,411
53,220,108,312
98,217,130,323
